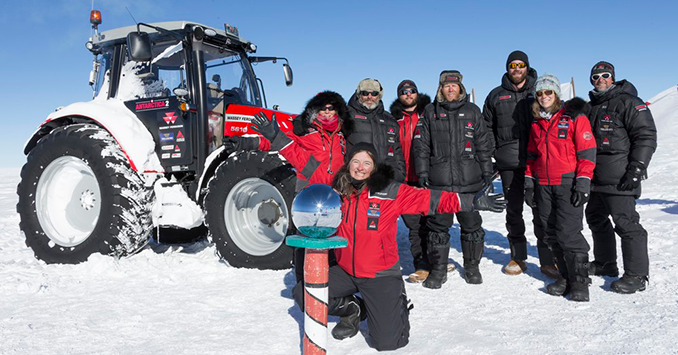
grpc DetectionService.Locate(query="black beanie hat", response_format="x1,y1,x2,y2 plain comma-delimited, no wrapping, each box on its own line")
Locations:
506,50,529,71
346,142,378,164
397,80,417,95
590,61,615,84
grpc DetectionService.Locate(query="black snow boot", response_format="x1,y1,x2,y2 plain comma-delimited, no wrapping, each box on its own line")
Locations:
588,260,619,277
423,232,450,289
329,295,366,340
565,252,591,302
461,231,485,285
611,274,648,294
546,249,570,296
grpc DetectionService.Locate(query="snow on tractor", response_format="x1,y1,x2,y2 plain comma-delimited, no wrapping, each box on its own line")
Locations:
17,11,299,269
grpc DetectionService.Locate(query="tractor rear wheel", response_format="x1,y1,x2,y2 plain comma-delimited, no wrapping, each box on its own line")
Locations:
17,124,154,263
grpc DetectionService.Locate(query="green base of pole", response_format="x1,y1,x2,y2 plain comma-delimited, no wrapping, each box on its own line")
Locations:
286,235,347,249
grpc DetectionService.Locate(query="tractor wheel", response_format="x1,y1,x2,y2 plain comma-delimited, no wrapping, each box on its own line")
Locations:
204,151,296,270
17,124,154,263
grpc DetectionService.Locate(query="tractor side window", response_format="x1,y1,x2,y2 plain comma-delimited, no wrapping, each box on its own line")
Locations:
205,50,260,109
117,41,186,101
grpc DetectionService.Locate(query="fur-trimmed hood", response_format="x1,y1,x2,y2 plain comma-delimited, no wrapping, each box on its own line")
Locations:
332,163,395,196
563,97,590,118
389,93,432,120
293,91,348,136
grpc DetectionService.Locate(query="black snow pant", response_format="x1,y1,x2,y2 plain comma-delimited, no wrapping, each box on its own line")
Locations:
585,192,649,276
401,214,429,271
499,169,554,265
293,265,410,351
425,211,484,266
534,184,590,254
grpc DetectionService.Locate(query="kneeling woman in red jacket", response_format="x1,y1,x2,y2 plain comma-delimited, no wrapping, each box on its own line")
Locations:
524,74,596,302
290,142,505,351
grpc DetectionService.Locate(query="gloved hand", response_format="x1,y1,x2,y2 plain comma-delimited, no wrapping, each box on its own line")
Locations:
473,184,507,212
571,190,589,207
524,177,536,208
524,188,536,208
250,111,280,142
418,175,430,188
619,161,645,191
224,136,259,152
482,172,496,193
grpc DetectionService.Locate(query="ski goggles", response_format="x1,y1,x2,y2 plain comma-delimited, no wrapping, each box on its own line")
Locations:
536,90,554,97
592,72,612,81
508,62,527,69
399,88,418,96
360,91,380,97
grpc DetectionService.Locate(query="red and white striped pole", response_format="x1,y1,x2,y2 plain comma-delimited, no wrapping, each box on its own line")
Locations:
302,249,329,355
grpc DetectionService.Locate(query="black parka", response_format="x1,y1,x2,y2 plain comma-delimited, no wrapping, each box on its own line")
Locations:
344,94,406,182
413,96,493,193
588,80,657,196
481,68,538,170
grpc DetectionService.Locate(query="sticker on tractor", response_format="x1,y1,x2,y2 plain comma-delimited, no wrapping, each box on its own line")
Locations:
135,99,170,112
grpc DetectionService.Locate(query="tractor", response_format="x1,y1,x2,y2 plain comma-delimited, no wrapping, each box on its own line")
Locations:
17,10,298,270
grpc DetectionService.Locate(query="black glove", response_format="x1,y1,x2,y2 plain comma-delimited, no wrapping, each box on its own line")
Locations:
571,190,589,207
619,161,645,191
250,111,280,142
224,136,259,152
473,184,507,212
482,172,496,193
524,177,536,208
418,175,430,188
524,188,536,208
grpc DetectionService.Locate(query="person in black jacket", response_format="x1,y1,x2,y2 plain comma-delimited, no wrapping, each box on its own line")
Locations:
482,50,558,279
344,78,407,182
389,80,438,283
585,61,657,294
413,70,494,288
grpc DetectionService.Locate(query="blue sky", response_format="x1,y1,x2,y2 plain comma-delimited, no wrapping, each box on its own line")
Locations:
2,0,676,168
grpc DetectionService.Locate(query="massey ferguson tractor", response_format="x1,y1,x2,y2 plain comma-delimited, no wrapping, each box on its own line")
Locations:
17,11,299,270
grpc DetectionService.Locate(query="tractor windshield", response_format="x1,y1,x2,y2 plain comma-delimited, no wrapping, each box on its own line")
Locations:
204,44,261,108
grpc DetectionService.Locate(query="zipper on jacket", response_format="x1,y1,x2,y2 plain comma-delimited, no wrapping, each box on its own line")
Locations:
351,194,359,277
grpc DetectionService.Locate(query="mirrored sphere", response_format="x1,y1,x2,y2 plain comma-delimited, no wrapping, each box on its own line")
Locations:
291,184,342,238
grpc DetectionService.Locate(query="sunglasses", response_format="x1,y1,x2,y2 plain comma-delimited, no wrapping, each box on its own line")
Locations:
399,88,418,96
360,91,380,97
320,105,335,112
536,90,554,97
592,73,612,81
508,62,527,69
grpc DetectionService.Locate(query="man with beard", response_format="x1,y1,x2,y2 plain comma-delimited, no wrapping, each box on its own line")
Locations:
482,50,558,278
389,80,439,282
413,71,494,288
585,61,657,294
344,78,406,182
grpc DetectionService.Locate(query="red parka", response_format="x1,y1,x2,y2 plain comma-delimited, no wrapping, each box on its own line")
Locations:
333,165,472,278
525,98,596,186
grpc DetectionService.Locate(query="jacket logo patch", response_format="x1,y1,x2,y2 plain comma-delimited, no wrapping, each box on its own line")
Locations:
557,119,570,128
355,115,367,120
367,209,380,217
601,124,613,132
465,142,472,152
558,129,568,139
466,122,474,129
387,128,395,135
439,113,447,118
459,113,465,117
388,146,394,156
414,128,421,139
499,95,512,100
603,137,610,145
635,104,648,111
367,218,379,231
583,131,593,140
369,202,380,210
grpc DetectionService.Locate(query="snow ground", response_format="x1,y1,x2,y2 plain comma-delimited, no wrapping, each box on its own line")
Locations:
2,87,678,354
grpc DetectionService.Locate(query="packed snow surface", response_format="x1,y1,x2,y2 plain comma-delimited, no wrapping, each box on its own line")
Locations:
2,87,678,354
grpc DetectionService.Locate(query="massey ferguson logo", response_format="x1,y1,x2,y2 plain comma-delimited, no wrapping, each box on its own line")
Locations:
136,99,169,111
163,112,178,125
